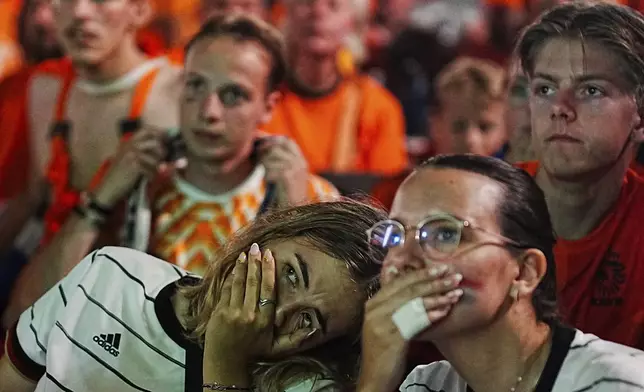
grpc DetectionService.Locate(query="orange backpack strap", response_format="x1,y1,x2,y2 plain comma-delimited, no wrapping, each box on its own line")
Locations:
119,67,161,138
330,77,363,172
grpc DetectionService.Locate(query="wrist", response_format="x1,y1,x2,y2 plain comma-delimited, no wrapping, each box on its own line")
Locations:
91,188,118,210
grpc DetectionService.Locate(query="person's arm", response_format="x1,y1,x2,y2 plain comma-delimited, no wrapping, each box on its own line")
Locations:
0,251,95,390
0,355,37,392
1,205,103,329
2,126,168,328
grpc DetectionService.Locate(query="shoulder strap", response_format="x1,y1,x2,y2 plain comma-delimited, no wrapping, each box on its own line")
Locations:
330,77,363,172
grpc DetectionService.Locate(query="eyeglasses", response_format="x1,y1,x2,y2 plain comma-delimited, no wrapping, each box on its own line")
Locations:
365,213,521,260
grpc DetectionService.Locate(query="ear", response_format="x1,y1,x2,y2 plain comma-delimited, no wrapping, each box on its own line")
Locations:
259,90,282,126
130,0,153,29
632,112,644,144
512,248,547,300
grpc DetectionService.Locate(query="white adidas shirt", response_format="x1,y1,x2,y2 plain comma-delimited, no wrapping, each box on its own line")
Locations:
7,246,333,391
401,324,644,392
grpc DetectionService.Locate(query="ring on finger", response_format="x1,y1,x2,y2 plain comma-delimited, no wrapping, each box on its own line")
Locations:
258,298,276,307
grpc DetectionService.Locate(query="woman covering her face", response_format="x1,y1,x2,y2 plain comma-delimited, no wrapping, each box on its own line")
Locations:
356,154,644,392
0,200,385,392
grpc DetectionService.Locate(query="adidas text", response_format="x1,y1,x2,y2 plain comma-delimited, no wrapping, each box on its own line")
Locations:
93,334,121,357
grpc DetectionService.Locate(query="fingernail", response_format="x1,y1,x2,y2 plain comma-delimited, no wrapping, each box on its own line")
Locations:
444,273,462,287
250,243,260,256
238,252,247,263
428,267,440,277
306,329,317,338
264,249,273,262
447,288,464,298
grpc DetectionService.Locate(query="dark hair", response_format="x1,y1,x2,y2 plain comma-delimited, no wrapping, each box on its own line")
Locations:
185,14,286,92
517,1,644,110
419,154,559,325
180,199,386,390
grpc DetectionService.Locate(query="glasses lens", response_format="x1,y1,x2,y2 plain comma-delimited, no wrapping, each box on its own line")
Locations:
418,218,462,257
368,221,404,249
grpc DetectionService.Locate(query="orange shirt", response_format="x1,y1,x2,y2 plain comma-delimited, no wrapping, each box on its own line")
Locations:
517,161,644,349
263,76,408,175
149,168,339,274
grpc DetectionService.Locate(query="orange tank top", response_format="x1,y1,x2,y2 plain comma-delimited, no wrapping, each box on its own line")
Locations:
42,68,160,245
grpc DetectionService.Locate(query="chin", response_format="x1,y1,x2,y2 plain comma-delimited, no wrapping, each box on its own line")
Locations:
541,155,601,180
304,39,338,57
68,49,108,67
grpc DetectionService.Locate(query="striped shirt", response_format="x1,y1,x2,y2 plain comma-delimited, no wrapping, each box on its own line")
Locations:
400,324,644,392
5,246,334,391
149,166,339,275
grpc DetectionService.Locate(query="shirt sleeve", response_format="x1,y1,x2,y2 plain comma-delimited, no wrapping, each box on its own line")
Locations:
5,249,99,381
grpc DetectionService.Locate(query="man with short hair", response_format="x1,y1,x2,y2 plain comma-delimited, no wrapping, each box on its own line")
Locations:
516,1,644,349
0,0,182,325
263,0,408,175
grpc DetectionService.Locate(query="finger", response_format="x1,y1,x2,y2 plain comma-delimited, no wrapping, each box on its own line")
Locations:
219,268,235,306
229,252,248,308
243,243,262,313
138,153,165,171
257,249,277,328
281,138,303,156
427,305,452,325
272,328,317,356
136,139,166,157
367,266,454,308
141,124,169,138
423,288,464,310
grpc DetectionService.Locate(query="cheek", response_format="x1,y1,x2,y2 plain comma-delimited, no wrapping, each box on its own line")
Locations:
454,253,511,295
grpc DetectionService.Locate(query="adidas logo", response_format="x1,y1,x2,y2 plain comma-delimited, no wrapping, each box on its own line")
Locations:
93,333,121,357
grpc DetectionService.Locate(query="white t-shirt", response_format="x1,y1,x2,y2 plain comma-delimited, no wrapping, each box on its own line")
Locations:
6,246,335,391
401,324,644,392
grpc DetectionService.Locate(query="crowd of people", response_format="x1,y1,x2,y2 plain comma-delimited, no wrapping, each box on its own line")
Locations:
1,0,644,391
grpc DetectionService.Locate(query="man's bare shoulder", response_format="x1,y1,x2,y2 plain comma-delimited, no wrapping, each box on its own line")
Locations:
144,60,182,129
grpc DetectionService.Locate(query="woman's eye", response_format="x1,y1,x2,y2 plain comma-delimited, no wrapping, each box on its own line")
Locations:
299,312,313,329
286,265,298,287
533,84,554,97
580,85,604,98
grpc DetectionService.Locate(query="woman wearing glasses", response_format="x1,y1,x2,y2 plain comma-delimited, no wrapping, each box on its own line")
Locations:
357,154,644,392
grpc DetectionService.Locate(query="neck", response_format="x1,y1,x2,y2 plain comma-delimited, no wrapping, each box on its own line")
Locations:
182,153,256,196
75,36,148,82
435,315,552,392
535,161,627,240
288,46,340,93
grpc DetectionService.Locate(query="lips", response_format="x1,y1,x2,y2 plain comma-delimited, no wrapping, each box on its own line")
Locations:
546,134,582,143
65,28,98,46
192,129,225,143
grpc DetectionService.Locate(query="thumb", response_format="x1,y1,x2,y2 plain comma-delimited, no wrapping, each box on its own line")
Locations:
272,328,317,355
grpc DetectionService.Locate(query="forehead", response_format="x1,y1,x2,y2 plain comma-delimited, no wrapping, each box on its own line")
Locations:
185,36,271,85
391,168,503,229
443,99,504,120
268,238,363,335
532,37,628,85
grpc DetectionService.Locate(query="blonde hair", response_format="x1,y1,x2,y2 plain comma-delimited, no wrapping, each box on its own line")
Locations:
436,56,507,109
179,199,386,390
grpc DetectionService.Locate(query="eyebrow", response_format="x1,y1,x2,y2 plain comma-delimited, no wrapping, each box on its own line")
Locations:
295,252,309,290
533,72,615,84
313,308,328,335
